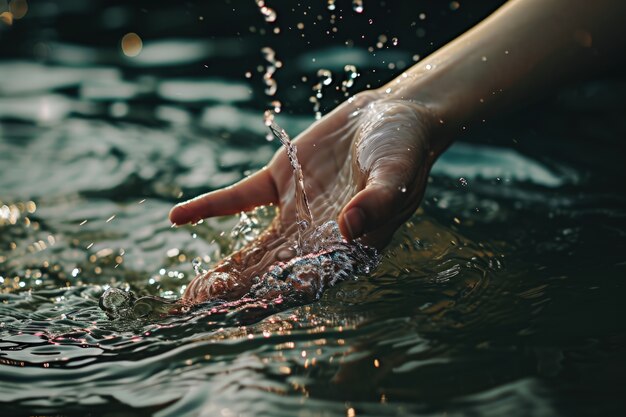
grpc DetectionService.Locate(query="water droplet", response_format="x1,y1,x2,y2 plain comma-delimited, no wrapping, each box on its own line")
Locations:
192,257,205,275
458,177,468,187
255,1,277,23
352,0,364,13
327,0,336,11
261,46,280,96
311,69,332,119
121,33,142,57
341,64,359,91
398,185,407,193
318,69,333,86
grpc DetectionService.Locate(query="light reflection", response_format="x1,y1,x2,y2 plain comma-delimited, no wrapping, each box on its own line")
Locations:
9,0,27,19
121,32,143,57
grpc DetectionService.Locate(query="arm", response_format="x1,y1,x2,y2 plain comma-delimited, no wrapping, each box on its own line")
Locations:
171,0,626,249
385,0,626,154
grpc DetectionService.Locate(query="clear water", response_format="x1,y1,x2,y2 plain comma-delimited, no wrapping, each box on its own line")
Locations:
1,2,626,416
267,121,315,254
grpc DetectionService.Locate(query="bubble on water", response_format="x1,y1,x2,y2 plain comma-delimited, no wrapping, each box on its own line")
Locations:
99,287,183,319
458,177,468,187
352,0,364,13
99,287,135,319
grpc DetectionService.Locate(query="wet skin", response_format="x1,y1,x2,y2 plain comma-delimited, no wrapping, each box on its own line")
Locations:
172,91,438,304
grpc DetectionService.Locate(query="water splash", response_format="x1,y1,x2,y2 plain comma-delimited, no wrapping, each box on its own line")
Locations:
230,211,262,251
249,220,378,303
352,0,364,14
261,47,282,139
311,68,332,120
192,256,206,275
268,121,314,254
261,46,281,96
255,0,277,23
341,64,359,96
99,287,186,319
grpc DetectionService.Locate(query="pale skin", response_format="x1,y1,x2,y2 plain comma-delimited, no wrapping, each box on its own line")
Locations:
170,0,626,303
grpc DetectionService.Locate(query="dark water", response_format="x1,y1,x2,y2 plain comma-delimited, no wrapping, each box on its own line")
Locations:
1,1,626,416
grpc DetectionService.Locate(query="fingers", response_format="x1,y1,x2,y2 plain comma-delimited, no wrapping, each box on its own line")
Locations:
169,168,278,225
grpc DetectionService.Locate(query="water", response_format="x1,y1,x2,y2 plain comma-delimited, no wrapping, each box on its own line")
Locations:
267,121,314,253
1,1,626,416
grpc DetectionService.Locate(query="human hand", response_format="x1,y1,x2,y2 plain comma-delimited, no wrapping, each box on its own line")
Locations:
170,90,442,303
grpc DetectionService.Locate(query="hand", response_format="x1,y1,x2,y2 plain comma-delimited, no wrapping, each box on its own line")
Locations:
169,90,441,303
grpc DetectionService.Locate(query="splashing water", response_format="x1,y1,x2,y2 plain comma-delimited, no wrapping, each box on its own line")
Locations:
268,121,314,254
99,121,379,319
99,287,186,319
255,0,277,23
341,64,359,95
261,46,281,96
244,121,379,304
352,0,364,14
311,68,333,120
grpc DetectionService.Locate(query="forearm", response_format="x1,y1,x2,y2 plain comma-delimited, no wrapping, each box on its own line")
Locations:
383,0,626,153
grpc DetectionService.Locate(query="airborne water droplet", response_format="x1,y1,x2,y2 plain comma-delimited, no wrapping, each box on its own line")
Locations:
192,257,205,275
255,1,277,23
352,0,364,13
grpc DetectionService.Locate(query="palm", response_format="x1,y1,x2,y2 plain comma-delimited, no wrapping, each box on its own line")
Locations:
170,91,436,303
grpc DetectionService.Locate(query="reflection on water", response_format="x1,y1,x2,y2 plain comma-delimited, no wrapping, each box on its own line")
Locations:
2,1,626,416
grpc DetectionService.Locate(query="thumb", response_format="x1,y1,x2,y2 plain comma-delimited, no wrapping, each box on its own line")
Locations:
337,99,431,246
338,156,424,247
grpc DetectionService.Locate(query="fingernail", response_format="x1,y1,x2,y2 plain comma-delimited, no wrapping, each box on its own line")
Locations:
344,207,365,239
